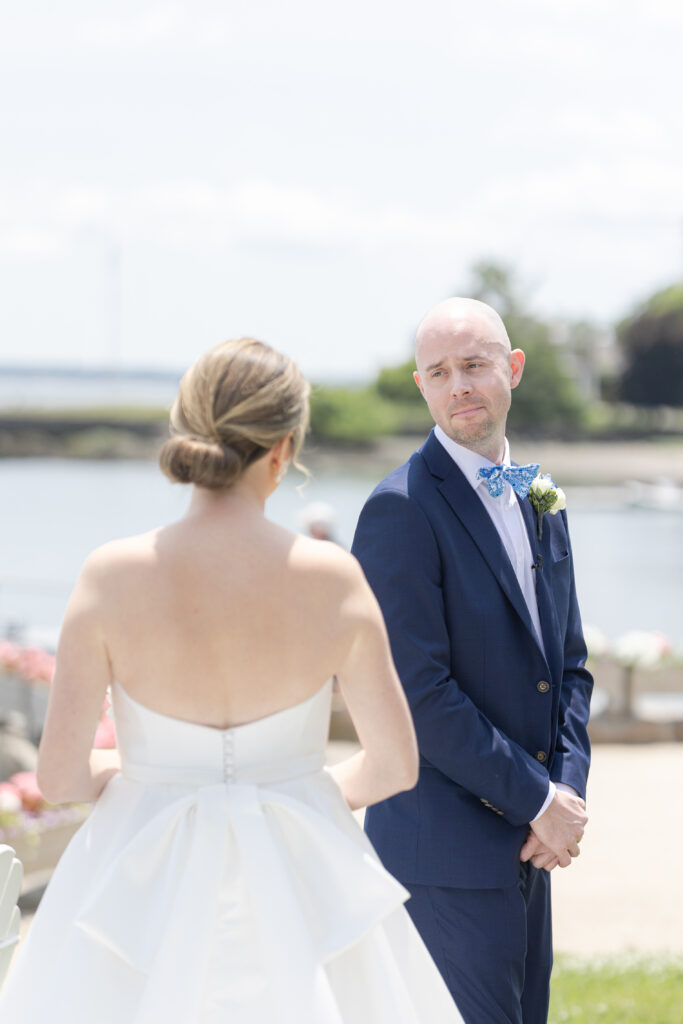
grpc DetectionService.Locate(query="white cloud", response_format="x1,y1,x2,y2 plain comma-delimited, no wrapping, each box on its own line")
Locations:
531,108,667,151
1,154,679,270
0,178,458,255
478,158,682,222
56,186,115,223
518,0,683,27
0,1,681,371
1,3,206,57
0,228,60,260
73,3,212,51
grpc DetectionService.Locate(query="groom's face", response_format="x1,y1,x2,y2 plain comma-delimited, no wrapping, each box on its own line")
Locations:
413,314,525,459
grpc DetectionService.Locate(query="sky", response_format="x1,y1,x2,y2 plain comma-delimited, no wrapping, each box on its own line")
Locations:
1,0,682,382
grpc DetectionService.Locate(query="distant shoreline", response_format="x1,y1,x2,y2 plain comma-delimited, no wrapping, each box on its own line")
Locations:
305,436,683,486
1,412,682,485
0,410,166,460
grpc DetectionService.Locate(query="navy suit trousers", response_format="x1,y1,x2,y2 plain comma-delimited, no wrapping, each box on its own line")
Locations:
404,864,552,1024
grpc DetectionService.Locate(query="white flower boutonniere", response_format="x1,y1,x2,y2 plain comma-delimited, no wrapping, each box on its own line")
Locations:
527,474,566,540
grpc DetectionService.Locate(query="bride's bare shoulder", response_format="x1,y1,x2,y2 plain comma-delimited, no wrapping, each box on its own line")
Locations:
78,529,163,579
288,533,366,586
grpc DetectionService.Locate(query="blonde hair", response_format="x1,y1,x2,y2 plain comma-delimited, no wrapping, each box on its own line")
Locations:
160,338,310,489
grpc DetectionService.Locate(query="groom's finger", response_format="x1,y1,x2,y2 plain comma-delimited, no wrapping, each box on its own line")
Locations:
556,849,572,868
519,835,540,862
531,851,555,870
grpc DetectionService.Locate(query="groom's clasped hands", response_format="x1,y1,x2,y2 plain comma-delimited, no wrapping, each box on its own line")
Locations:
520,789,588,872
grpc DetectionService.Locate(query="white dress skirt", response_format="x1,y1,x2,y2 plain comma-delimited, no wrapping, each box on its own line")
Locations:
0,679,463,1023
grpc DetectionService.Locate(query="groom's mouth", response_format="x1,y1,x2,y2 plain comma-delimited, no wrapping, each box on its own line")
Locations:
450,404,485,418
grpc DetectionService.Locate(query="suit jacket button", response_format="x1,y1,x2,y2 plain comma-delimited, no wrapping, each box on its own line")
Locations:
537,680,550,693
535,750,547,763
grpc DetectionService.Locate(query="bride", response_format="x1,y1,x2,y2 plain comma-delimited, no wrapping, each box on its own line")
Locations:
0,338,463,1022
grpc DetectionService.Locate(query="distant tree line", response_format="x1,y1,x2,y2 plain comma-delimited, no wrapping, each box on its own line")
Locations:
616,284,683,408
309,261,683,444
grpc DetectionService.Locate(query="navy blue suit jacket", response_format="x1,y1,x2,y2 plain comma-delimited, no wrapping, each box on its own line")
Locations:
351,431,593,889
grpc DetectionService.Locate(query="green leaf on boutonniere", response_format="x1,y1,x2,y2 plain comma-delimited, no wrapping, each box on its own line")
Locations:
527,474,567,540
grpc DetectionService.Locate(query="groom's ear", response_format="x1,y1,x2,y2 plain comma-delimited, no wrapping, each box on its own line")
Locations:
413,370,425,398
509,349,525,390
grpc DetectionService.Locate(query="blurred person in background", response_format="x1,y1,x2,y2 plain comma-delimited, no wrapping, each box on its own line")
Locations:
299,501,338,542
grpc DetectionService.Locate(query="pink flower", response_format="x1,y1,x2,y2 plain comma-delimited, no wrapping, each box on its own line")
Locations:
653,631,672,658
10,771,47,812
17,647,55,683
0,640,55,683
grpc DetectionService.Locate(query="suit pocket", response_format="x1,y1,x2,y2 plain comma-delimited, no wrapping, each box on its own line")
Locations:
551,547,569,565
548,521,569,563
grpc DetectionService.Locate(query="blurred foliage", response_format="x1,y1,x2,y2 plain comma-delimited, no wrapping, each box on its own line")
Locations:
617,284,683,407
468,262,586,435
504,316,586,437
467,258,526,316
376,360,421,403
639,282,683,317
308,387,399,444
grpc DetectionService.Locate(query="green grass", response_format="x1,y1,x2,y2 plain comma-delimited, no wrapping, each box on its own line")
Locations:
549,956,683,1023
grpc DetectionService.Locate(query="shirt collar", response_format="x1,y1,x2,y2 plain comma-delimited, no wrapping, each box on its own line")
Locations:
434,425,511,490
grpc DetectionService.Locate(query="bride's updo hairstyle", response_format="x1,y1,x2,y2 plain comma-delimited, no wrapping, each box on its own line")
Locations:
160,338,310,489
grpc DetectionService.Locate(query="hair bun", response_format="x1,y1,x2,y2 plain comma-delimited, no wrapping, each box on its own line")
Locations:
159,337,310,490
159,435,243,490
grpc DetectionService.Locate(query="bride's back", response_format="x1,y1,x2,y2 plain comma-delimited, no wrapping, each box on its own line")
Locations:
97,508,355,728
80,337,356,728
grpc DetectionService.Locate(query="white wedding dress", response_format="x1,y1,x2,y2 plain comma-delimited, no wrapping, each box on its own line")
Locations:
1,679,463,1023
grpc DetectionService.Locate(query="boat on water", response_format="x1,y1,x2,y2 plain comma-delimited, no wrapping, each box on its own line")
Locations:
625,477,683,512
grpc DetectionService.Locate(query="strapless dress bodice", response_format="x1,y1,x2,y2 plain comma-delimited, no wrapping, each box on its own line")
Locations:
111,679,332,788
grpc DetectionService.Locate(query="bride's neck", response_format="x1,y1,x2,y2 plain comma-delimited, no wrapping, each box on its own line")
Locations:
187,475,268,520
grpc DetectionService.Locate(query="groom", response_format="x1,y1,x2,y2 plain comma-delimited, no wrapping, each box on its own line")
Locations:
351,298,592,1024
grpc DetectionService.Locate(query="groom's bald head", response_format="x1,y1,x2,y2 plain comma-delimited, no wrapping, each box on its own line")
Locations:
411,296,525,463
415,298,511,366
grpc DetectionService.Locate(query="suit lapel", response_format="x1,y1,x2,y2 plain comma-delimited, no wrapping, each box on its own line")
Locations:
518,492,541,565
421,433,543,652
518,494,560,668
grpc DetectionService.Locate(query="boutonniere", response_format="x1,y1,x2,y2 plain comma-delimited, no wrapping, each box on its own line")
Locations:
527,474,566,540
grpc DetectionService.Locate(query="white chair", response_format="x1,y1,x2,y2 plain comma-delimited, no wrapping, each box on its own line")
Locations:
0,845,23,987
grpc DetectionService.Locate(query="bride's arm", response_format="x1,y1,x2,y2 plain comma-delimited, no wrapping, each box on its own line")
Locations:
328,556,418,810
37,549,121,805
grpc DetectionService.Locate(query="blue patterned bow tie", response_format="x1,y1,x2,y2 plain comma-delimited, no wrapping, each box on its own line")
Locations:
476,462,540,498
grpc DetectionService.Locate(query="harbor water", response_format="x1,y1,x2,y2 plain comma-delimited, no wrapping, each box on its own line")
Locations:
1,457,681,652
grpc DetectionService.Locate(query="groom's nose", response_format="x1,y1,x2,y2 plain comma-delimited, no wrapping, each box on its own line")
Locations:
450,371,473,397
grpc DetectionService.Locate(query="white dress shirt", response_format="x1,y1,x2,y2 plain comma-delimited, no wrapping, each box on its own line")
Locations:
434,426,556,820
